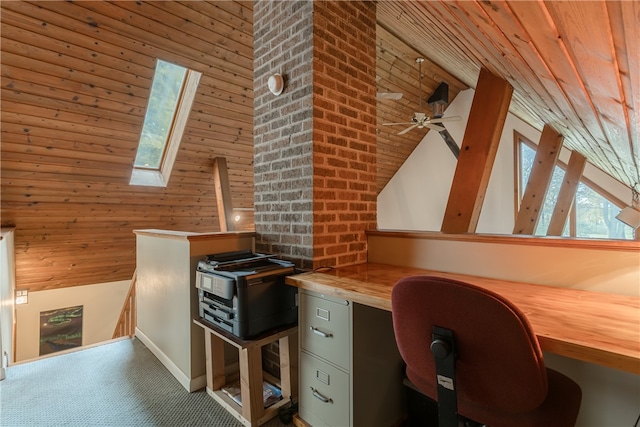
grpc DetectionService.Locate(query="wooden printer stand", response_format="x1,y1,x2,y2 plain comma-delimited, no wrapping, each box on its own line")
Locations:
194,319,298,427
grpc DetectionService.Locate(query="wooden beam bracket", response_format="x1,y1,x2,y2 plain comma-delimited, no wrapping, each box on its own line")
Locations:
213,157,235,232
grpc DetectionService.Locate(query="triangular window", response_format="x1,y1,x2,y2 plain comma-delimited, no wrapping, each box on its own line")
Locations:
516,133,634,239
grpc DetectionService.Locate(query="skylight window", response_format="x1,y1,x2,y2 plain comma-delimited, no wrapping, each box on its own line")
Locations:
130,59,201,187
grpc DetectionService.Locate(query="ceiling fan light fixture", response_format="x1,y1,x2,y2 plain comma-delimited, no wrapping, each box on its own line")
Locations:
377,92,403,100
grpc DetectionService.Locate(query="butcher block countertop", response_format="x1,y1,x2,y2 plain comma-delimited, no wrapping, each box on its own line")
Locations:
286,262,640,375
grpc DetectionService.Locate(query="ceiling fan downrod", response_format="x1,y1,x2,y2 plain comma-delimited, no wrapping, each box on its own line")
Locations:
416,57,424,113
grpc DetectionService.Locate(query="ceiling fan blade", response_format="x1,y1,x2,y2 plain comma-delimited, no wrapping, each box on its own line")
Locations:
424,123,445,131
377,92,403,100
383,122,414,126
398,125,418,135
429,115,461,123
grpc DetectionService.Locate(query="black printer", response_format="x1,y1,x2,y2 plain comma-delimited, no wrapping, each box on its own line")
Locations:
195,250,297,339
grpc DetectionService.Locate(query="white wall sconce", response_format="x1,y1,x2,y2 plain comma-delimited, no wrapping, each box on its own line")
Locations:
268,73,284,96
232,208,252,224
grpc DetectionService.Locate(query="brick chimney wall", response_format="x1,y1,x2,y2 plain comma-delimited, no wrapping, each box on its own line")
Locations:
254,0,315,269
254,0,376,270
312,1,377,268
253,0,376,382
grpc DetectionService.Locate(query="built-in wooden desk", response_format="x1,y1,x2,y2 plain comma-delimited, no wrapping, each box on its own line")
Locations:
286,262,640,375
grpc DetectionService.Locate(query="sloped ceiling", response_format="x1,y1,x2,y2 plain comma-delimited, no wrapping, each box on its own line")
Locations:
376,0,639,191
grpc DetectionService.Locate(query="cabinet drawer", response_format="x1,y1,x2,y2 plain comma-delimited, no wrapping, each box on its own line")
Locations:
300,291,350,370
300,351,350,427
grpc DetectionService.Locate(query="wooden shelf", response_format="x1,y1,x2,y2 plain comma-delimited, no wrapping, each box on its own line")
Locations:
206,387,292,427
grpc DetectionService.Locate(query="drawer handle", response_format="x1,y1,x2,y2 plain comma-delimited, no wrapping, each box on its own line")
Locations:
310,327,332,338
310,387,332,403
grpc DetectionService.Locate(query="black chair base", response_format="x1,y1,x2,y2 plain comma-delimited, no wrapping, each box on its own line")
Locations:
404,378,487,427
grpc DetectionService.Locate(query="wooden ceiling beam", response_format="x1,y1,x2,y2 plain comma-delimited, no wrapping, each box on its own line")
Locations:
213,157,235,232
513,125,564,235
547,151,587,236
441,68,513,234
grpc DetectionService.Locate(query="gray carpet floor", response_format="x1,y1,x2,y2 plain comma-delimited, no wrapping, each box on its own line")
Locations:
0,338,291,427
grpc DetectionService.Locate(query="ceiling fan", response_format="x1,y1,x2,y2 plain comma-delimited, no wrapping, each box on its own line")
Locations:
383,57,460,135
376,76,403,100
377,92,403,100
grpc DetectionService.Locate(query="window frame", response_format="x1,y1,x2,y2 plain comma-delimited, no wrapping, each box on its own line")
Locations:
130,60,201,187
513,131,628,238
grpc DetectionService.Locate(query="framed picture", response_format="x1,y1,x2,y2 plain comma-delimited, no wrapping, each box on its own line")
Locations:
39,305,83,356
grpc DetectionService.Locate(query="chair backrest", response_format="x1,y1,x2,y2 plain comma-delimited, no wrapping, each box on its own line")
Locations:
391,275,548,414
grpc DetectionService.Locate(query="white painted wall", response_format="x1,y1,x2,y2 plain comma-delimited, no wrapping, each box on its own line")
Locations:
14,279,131,362
134,230,255,392
1,229,17,379
368,234,640,296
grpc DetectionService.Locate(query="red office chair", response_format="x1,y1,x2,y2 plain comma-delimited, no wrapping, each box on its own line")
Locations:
391,276,582,427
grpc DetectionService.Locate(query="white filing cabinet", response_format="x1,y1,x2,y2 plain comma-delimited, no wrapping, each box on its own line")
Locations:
298,289,405,427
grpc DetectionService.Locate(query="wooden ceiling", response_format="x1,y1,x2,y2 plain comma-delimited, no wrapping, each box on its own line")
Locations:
376,0,639,191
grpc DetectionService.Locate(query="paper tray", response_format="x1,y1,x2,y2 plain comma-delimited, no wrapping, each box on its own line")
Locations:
221,380,283,408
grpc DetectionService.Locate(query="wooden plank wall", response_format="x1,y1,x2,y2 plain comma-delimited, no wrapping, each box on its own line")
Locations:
1,1,255,291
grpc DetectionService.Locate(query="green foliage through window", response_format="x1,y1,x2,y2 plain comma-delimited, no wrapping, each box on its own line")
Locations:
134,60,187,169
519,142,634,239
575,183,632,239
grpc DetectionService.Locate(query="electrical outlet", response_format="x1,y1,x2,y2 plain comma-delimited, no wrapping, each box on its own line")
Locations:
15,290,28,305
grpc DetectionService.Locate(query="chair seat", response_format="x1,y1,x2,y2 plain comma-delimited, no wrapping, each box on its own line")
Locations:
447,368,581,427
